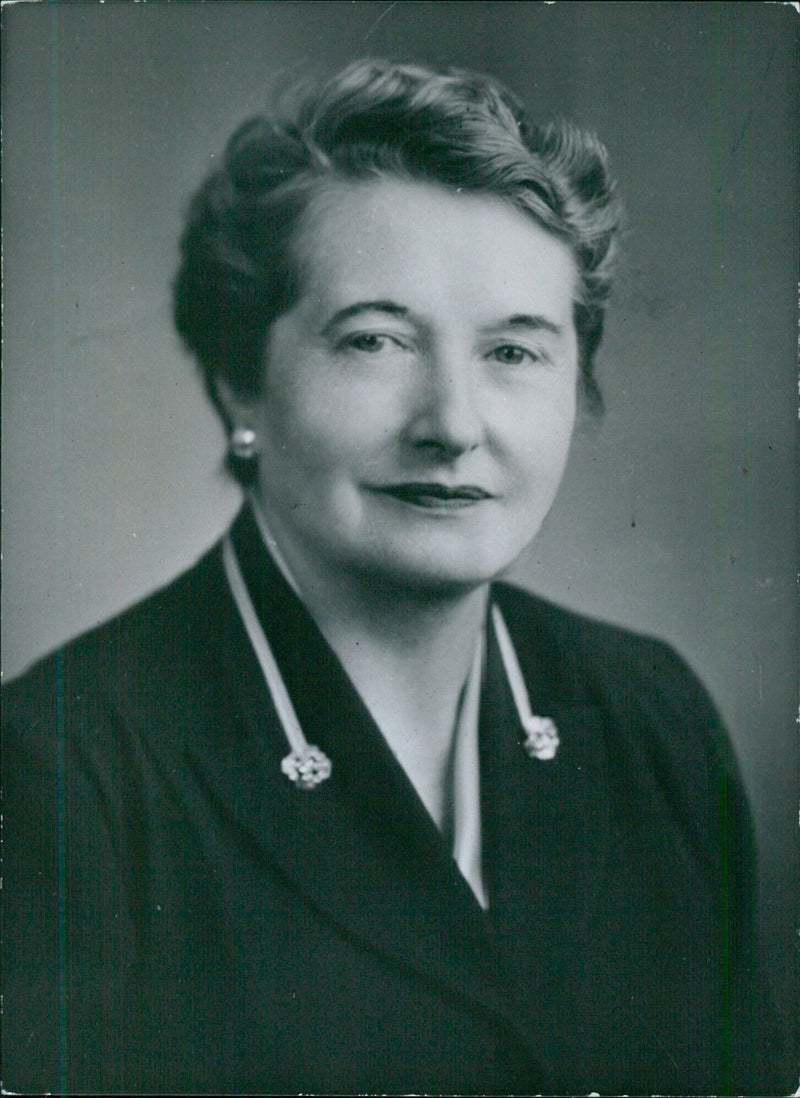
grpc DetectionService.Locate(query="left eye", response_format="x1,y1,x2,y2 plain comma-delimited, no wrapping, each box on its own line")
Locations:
487,344,539,366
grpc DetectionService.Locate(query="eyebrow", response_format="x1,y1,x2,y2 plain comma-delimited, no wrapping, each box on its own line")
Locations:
501,314,564,337
320,300,409,336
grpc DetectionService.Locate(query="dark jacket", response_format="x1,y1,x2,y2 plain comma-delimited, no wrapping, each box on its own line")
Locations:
2,507,788,1094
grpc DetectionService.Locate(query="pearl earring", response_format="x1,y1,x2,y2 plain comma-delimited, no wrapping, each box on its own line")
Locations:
230,426,258,460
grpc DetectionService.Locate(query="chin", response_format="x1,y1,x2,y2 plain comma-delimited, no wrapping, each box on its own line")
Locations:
351,542,522,597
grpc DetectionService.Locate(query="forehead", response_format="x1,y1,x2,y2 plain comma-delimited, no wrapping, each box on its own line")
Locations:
290,178,578,324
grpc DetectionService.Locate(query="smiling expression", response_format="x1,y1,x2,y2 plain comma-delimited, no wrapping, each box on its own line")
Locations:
242,178,580,593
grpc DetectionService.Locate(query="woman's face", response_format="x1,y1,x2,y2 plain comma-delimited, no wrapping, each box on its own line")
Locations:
247,178,579,592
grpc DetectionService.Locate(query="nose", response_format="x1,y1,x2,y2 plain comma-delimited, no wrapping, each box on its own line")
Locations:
405,350,484,459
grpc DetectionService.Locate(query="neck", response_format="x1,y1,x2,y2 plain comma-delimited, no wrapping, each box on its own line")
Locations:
309,572,490,832
289,545,490,719
315,574,489,701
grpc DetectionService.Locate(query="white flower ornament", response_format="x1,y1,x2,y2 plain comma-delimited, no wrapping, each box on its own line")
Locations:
281,746,333,790
521,715,560,761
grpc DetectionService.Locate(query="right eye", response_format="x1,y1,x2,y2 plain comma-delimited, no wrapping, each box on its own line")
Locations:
344,333,391,353
338,331,412,356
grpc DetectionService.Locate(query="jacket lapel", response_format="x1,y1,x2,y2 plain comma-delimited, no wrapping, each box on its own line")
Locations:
186,510,550,1066
481,586,611,999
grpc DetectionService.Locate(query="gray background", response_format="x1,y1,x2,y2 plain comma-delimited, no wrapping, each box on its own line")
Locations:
3,1,797,1045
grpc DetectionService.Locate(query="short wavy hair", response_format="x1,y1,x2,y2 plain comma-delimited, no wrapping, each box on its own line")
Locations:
174,58,622,418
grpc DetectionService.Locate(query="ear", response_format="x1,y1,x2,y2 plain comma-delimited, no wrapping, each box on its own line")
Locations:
214,377,257,433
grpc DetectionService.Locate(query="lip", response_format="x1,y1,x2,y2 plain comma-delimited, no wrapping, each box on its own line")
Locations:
372,482,494,509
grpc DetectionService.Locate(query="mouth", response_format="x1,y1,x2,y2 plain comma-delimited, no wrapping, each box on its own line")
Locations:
374,483,494,510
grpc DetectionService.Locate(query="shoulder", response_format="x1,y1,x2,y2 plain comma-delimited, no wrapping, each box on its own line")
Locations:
492,581,738,836
2,542,230,745
494,582,752,887
492,580,708,706
7,543,224,675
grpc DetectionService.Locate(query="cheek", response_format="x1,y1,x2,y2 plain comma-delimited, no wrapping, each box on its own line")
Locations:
261,371,398,472
503,387,577,487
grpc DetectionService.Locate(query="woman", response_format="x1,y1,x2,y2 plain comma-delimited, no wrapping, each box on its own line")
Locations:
3,59,788,1094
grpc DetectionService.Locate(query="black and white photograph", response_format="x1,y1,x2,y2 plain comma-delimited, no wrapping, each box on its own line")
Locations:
2,2,797,1093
